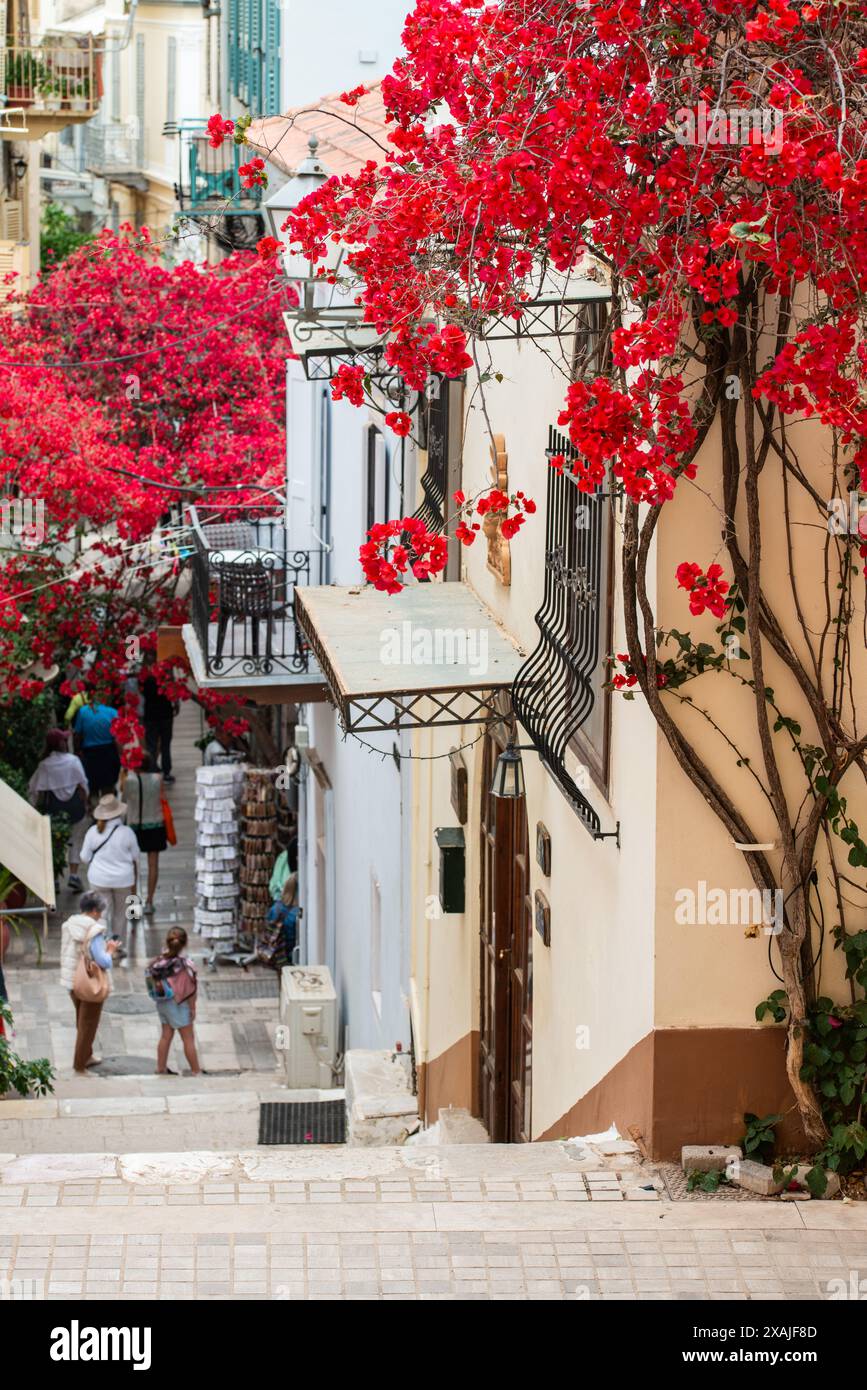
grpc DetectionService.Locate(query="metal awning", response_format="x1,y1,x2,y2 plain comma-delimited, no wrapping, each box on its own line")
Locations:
294,583,523,732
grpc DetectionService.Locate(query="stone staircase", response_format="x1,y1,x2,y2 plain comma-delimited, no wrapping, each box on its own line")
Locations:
0,1073,340,1154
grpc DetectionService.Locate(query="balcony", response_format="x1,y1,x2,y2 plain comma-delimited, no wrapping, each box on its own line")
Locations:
1,36,101,138
182,506,328,702
173,120,263,219
83,121,147,189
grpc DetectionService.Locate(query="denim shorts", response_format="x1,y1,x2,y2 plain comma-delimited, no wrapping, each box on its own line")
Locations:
155,998,191,1029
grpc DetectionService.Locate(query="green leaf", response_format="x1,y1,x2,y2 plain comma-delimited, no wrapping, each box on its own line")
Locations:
805,1165,828,1198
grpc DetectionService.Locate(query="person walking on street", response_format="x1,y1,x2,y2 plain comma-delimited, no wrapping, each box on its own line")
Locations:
80,794,139,956
146,928,201,1076
141,653,177,784
121,754,167,917
29,729,90,891
60,890,118,1074
73,690,121,796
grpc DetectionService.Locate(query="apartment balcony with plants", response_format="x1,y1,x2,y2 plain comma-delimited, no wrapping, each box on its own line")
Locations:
1,30,102,138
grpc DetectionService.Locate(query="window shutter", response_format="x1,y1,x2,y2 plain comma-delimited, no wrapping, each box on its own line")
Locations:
166,36,177,127
249,0,262,112
263,0,280,116
228,0,239,93
135,35,146,166
0,199,23,240
110,47,121,121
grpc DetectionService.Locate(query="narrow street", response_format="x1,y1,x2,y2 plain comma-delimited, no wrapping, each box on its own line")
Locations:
5,703,283,1084
2,0,867,1345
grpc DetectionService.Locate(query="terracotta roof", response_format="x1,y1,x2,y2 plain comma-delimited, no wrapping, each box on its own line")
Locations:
245,81,391,179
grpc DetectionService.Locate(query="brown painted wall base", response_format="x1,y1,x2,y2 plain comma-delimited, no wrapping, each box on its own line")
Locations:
422,1025,807,1159
418,1030,479,1126
538,1027,808,1160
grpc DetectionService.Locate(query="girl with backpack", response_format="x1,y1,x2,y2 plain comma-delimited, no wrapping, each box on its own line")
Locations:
146,928,201,1076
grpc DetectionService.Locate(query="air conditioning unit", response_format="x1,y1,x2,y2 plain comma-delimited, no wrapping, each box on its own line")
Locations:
279,965,338,1089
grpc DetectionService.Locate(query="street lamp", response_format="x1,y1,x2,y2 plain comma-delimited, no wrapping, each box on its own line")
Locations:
263,134,382,373
490,742,527,799
12,153,28,183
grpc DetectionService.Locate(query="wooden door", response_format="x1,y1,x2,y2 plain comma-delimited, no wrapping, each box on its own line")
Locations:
479,731,533,1142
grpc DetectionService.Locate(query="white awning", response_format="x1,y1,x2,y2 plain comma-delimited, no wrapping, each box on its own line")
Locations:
294,582,523,732
0,776,55,909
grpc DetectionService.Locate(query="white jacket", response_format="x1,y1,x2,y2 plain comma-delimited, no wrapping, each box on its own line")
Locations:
60,913,112,994
80,822,139,888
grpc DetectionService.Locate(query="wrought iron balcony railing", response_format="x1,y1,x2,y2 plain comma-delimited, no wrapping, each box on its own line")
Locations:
188,507,313,680
84,121,144,183
512,425,610,837
172,121,263,218
0,37,99,118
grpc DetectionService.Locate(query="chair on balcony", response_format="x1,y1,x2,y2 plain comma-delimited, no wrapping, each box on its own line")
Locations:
201,521,258,554
213,559,279,666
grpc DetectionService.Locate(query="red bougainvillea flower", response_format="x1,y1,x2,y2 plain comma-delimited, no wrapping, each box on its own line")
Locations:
384,410,412,437
452,486,536,549
257,236,281,260
207,113,235,148
676,562,731,619
111,709,145,769
238,157,267,190
340,84,367,106
359,517,448,592
330,363,366,407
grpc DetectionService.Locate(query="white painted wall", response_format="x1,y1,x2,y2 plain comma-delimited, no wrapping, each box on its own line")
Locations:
279,0,410,107
288,360,412,1053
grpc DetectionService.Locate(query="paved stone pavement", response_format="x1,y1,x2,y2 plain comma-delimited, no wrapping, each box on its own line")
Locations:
4,703,282,1078
0,1146,865,1300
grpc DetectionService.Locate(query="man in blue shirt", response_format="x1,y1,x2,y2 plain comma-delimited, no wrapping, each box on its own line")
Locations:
73,691,121,796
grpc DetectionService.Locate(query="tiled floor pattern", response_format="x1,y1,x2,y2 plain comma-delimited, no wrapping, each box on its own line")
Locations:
2,1228,865,1300
0,1172,660,1207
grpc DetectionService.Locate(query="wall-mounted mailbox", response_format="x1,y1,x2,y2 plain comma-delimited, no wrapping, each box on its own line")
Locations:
435,826,466,914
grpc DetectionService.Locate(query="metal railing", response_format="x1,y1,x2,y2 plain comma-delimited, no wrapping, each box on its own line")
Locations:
84,121,140,178
0,37,98,117
188,506,313,680
512,425,608,835
174,123,263,217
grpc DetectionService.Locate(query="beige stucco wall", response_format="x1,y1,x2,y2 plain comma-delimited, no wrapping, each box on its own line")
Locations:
411,322,659,1138
653,405,863,1027
411,285,867,1136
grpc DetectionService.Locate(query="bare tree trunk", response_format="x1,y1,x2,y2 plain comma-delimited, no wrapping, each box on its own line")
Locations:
779,889,828,1144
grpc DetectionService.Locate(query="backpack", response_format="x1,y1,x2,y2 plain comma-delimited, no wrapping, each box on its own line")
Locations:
42,787,86,824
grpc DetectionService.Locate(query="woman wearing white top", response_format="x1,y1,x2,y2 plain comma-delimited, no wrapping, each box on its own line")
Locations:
29,729,90,891
80,793,139,957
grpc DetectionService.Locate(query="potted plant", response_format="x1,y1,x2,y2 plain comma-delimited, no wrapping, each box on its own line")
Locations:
0,868,45,966
0,1000,54,1099
6,53,39,105
38,75,61,112
70,78,90,113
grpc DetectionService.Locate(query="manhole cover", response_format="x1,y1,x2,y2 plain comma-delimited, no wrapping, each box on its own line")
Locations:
104,995,155,1015
258,1100,345,1145
205,978,279,1002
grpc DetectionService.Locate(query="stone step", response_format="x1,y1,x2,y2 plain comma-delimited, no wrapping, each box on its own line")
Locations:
0,1140,651,1189
0,1084,348,1156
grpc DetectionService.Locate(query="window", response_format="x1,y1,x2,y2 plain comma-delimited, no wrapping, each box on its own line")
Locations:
512,424,613,831
365,424,388,535
571,297,611,380
414,374,447,531
166,37,177,128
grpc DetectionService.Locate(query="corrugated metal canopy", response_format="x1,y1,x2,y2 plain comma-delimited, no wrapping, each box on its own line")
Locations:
294,583,523,733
